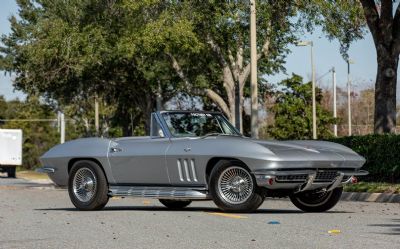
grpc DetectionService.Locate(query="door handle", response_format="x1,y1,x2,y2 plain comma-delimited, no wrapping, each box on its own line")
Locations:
110,147,122,153
184,147,191,152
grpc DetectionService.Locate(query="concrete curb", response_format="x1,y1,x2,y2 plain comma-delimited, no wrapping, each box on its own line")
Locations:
341,192,400,203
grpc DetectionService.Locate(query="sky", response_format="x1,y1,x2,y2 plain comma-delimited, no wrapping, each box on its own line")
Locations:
0,0,399,101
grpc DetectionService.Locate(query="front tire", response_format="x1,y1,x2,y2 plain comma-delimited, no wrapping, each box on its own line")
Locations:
159,199,192,209
68,160,109,211
209,160,264,213
289,187,343,212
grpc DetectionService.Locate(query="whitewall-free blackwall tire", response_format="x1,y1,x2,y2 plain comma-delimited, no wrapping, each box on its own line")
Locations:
209,160,264,213
68,160,109,211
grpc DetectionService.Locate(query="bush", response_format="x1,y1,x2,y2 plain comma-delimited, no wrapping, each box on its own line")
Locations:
329,134,400,183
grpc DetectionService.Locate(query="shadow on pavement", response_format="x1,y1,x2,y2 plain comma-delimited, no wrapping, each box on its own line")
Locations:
368,219,400,235
34,206,351,214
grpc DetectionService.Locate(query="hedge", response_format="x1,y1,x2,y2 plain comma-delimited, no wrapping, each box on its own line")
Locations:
328,134,400,183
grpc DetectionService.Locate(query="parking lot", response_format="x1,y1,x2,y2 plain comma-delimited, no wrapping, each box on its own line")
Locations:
0,177,399,249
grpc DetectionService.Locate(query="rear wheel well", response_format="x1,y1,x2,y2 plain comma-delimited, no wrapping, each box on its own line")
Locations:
68,158,108,183
205,157,248,183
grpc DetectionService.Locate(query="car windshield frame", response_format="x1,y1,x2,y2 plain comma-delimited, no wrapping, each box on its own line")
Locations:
160,111,241,138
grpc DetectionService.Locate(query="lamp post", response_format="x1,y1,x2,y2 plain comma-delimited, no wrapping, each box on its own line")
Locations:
315,67,337,137
332,67,337,137
347,59,355,136
250,0,258,138
296,40,316,139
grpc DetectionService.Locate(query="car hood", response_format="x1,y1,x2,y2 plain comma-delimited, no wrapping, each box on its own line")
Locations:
202,136,365,168
250,138,365,168
252,139,357,154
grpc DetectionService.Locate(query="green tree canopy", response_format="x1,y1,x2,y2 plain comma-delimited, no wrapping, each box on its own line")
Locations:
0,0,185,135
268,74,337,140
0,0,367,136
0,96,59,169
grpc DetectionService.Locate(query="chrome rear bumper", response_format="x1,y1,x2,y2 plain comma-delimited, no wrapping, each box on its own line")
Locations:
254,169,368,192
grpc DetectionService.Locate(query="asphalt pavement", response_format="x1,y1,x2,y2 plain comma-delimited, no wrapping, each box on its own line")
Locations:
0,176,399,249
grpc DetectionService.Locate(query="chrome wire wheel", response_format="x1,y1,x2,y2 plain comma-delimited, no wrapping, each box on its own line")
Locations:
217,166,254,204
72,167,97,203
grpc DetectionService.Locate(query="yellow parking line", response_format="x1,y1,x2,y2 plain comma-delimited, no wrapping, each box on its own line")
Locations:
207,212,248,219
143,200,151,205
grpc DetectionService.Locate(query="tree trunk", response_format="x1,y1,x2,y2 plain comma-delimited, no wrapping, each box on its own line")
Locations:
234,82,241,130
374,50,399,133
143,94,154,135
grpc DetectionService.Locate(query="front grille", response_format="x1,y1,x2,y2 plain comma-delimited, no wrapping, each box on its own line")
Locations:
275,170,350,183
275,174,308,182
315,170,338,182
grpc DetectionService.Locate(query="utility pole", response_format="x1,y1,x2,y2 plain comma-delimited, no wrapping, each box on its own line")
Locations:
58,111,65,144
347,59,354,136
332,67,337,137
95,94,99,135
250,0,258,138
311,42,316,140
296,40,316,139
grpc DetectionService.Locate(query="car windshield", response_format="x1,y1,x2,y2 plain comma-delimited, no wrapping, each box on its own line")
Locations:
161,112,240,137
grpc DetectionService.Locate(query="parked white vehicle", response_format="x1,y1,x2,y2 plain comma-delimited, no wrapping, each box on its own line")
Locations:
0,129,23,178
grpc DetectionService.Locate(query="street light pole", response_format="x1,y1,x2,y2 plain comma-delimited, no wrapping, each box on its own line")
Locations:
332,67,337,137
310,42,316,140
296,40,317,139
250,0,258,138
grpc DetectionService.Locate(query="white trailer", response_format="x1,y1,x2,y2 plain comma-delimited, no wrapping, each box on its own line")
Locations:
0,129,23,178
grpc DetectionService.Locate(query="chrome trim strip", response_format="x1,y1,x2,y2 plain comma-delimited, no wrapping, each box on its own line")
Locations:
35,167,55,173
348,170,368,176
177,160,184,181
254,170,315,176
326,172,345,192
109,186,209,199
190,159,198,182
183,159,191,182
254,169,369,178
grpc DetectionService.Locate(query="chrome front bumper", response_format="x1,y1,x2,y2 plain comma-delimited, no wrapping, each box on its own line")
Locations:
253,169,368,192
36,167,56,173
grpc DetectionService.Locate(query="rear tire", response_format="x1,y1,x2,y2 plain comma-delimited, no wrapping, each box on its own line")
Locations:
209,160,264,213
159,199,192,209
68,160,109,211
289,187,343,212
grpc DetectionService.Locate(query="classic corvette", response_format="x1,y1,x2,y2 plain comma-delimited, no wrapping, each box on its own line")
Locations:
38,111,367,212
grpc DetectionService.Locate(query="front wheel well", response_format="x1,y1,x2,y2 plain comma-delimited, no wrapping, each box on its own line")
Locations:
205,157,248,183
68,158,108,183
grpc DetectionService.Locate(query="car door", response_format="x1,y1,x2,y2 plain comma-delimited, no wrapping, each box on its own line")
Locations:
165,137,208,186
108,137,170,185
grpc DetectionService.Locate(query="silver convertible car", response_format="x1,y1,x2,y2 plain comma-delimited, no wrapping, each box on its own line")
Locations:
38,111,367,212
